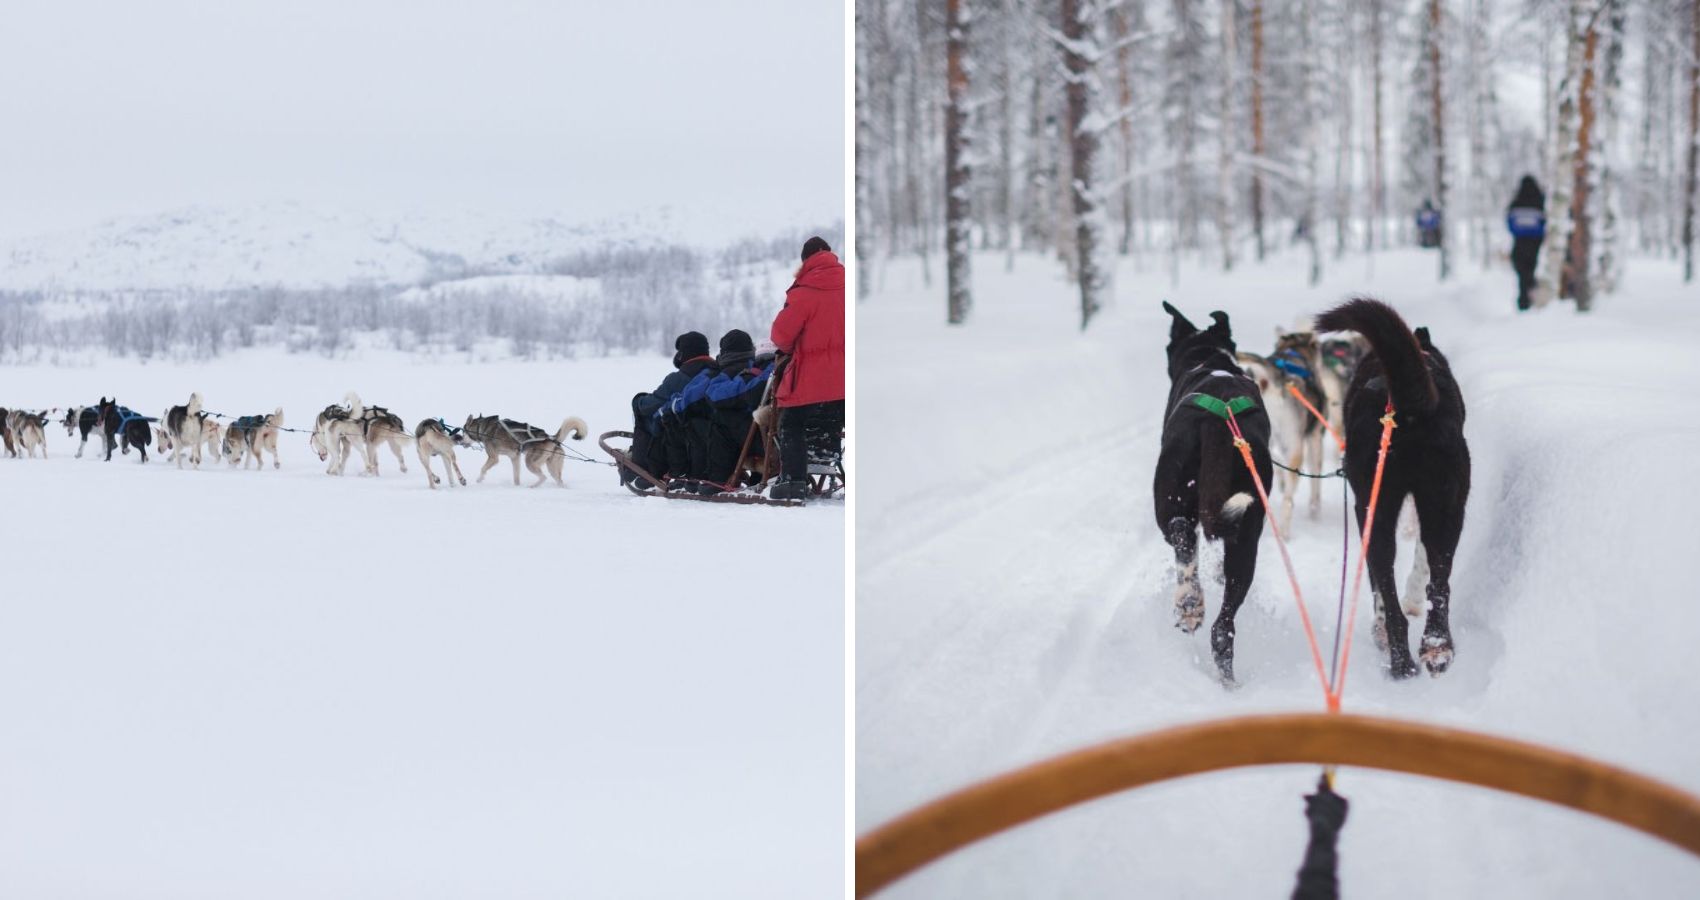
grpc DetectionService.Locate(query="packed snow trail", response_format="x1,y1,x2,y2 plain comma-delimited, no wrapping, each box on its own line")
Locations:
0,350,844,898
857,248,1700,897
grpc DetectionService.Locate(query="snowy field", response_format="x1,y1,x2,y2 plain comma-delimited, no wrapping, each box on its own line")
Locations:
0,350,843,897
857,247,1700,896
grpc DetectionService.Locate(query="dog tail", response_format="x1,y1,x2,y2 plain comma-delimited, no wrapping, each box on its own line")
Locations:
187,392,203,416
554,417,588,443
270,406,285,428
345,392,364,421
1314,297,1438,414
1197,420,1258,539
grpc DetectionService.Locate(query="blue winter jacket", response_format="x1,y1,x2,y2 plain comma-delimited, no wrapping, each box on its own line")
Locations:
1507,206,1546,239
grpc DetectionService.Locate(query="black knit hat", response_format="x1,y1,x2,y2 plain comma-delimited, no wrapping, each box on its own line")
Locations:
673,331,710,367
718,329,754,355
801,236,831,262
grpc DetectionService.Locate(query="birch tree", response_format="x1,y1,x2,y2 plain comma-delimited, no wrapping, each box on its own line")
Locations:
946,0,973,323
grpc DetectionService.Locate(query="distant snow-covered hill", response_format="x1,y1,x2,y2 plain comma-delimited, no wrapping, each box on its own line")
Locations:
0,203,686,291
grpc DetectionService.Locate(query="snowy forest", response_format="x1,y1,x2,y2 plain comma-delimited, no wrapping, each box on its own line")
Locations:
855,0,1700,325
0,226,841,364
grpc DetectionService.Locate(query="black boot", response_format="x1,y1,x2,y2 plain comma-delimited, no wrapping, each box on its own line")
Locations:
770,478,811,501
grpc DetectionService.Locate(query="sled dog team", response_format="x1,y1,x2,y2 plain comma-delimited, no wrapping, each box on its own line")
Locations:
1157,297,1469,687
4,390,590,491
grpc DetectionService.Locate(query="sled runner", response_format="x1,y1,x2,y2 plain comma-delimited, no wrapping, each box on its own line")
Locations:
598,428,844,507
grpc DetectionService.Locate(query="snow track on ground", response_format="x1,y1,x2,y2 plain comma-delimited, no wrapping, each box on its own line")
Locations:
858,249,1700,898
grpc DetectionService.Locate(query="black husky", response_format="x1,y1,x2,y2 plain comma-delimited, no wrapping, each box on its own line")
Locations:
94,397,152,463
1155,302,1274,685
1315,298,1470,679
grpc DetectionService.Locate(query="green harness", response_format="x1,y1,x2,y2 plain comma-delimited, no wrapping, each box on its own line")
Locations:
1190,394,1257,420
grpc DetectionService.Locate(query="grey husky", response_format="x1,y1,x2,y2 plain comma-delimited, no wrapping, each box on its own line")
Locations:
462,414,589,487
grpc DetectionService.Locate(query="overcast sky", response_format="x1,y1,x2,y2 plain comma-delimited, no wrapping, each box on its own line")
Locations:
0,0,844,241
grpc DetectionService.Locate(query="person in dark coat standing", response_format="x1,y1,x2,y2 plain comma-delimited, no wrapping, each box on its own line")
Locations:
1506,174,1547,311
628,330,715,489
768,236,846,501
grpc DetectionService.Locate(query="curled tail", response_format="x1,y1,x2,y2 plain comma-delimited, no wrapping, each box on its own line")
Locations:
554,416,588,443
1197,419,1257,540
187,392,203,416
269,406,285,428
1314,297,1438,414
345,391,365,421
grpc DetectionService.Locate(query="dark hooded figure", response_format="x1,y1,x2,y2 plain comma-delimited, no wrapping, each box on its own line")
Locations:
1506,174,1546,311
627,331,715,488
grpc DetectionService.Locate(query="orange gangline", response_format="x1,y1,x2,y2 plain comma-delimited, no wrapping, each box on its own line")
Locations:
1328,402,1397,706
1224,407,1332,705
1286,381,1346,453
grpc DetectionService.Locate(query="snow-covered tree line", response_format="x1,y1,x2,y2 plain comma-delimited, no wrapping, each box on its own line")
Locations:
0,226,842,364
855,0,1700,325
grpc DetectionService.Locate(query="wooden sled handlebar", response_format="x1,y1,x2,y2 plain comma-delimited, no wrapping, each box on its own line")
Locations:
856,713,1700,896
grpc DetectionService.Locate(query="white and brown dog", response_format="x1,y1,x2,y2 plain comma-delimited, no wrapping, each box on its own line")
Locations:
415,418,474,489
222,408,285,470
462,414,589,487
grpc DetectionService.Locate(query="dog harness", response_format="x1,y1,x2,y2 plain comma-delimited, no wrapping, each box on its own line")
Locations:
1188,394,1257,420
1273,349,1315,381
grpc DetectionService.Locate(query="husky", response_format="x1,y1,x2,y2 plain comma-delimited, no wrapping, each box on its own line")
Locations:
1235,352,1323,540
312,393,371,476
1315,298,1470,679
162,392,205,469
1156,302,1273,685
415,418,474,489
222,408,285,470
93,398,152,463
463,414,589,487
7,409,49,458
353,397,411,475
62,406,100,458
0,408,14,457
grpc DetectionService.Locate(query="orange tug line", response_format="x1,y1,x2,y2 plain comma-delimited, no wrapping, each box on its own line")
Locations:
1222,406,1332,707
1330,401,1397,706
1286,380,1347,453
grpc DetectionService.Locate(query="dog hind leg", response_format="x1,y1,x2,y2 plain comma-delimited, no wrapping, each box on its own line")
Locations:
1165,516,1205,634
1413,485,1466,675
1212,516,1263,686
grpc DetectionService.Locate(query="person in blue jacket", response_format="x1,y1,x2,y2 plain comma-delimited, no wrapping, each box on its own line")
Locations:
627,331,714,489
653,329,773,494
1506,175,1546,311
1415,199,1442,249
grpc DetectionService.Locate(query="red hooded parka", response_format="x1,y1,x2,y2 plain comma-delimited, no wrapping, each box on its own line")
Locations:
770,250,846,408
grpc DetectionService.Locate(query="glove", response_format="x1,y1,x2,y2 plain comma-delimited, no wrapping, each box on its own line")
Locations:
1303,775,1348,832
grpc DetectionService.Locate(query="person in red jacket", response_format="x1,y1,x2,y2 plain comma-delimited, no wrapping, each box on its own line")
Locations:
768,236,845,501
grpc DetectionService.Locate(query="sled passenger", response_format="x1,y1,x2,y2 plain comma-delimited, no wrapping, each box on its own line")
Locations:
1506,174,1546,311
767,236,845,502
627,331,714,489
653,329,773,494
698,331,775,494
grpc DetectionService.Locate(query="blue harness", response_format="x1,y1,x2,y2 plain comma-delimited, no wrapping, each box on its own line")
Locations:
113,406,156,429
228,414,267,432
435,417,464,437
1272,349,1314,381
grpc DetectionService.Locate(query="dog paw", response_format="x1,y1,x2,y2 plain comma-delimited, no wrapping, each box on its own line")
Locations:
1174,592,1205,634
1389,655,1420,680
458,477,467,486
1421,635,1454,675
1371,603,1389,653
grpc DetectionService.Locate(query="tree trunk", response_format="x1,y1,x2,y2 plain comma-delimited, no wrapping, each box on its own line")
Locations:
1219,0,1238,271
1062,0,1108,329
1686,0,1699,282
1250,0,1266,261
1369,0,1384,252
1111,4,1136,256
1430,0,1450,280
855,1,874,301
1567,12,1599,307
1302,0,1321,284
945,0,973,324
1334,0,1354,260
